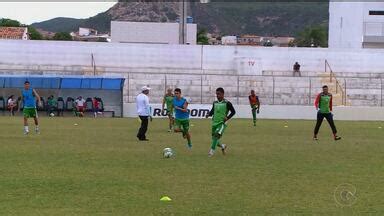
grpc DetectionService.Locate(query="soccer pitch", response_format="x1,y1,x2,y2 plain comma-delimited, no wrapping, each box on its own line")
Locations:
0,117,383,215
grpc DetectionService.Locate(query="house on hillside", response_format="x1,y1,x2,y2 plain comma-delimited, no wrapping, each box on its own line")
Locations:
0,27,29,40
71,27,110,42
237,34,263,46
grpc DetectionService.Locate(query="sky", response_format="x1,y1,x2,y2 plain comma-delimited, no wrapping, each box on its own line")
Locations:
0,2,117,25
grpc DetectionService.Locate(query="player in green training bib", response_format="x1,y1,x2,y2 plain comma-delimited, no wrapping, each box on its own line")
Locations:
313,85,341,141
206,87,236,157
162,88,174,132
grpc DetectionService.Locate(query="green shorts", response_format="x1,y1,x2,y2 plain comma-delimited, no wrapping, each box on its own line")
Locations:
175,118,190,133
212,123,227,138
23,107,37,118
166,108,174,118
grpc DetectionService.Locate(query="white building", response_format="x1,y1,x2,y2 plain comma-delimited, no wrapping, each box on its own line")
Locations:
221,36,237,45
110,21,197,45
329,1,384,49
79,27,98,36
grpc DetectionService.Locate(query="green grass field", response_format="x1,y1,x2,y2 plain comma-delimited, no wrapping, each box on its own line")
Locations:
0,116,383,215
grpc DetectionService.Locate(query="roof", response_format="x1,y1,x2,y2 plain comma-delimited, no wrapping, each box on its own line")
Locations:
240,34,261,38
0,27,27,39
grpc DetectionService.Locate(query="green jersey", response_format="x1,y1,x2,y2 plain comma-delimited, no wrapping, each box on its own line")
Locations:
48,98,57,106
315,93,332,113
208,99,236,126
164,95,174,110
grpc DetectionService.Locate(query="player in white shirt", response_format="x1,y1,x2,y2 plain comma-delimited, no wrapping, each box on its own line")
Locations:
7,95,17,116
136,86,152,141
75,96,86,117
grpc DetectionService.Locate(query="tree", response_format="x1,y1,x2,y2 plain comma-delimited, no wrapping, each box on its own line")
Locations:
197,29,209,45
28,26,43,40
0,18,21,27
52,32,73,41
293,25,328,47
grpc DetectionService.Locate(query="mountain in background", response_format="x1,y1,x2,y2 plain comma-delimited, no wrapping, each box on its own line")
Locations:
32,2,329,36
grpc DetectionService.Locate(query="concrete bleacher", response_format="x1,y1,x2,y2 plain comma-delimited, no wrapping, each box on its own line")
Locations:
126,73,325,106
0,66,381,107
264,70,383,106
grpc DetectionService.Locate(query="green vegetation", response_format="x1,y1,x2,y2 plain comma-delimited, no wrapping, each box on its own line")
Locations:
197,29,209,45
0,18,21,27
293,25,328,47
32,2,329,37
0,117,383,215
52,32,72,41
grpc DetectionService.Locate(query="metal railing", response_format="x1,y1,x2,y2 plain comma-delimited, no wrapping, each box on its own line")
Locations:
325,60,347,105
91,53,96,76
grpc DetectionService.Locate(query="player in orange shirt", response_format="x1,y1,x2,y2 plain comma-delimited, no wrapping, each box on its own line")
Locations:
248,90,260,126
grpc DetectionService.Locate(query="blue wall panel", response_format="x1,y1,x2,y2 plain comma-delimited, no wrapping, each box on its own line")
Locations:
61,78,82,89
102,79,122,90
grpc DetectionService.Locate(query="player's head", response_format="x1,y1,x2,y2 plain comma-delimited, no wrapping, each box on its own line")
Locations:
174,88,181,99
24,80,30,89
251,90,255,95
141,86,150,95
167,88,173,94
322,85,328,94
216,87,224,101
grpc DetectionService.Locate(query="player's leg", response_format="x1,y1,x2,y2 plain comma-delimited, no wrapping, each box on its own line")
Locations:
209,123,227,156
313,112,324,140
137,116,149,140
216,123,227,154
33,109,40,134
324,113,341,140
174,119,182,133
182,119,192,148
167,110,173,132
251,106,257,126
23,116,29,134
23,108,31,134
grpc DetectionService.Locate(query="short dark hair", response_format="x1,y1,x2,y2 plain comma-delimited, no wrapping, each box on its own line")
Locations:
216,87,224,94
322,85,328,88
24,80,30,84
174,88,181,93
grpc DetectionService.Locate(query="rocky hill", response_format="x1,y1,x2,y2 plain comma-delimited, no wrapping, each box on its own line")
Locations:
32,2,329,36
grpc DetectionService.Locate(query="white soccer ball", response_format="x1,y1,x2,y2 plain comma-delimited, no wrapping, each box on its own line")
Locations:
163,147,174,158
49,113,55,117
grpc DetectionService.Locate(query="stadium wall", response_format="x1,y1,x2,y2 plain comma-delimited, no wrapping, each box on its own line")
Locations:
124,103,384,121
1,40,384,74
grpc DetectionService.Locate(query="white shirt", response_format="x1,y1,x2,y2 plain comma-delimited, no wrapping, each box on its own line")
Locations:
136,93,150,116
7,98,15,106
75,98,86,107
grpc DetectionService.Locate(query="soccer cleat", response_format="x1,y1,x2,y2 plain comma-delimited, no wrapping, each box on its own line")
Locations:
24,130,29,135
35,128,40,134
208,149,214,157
334,136,341,141
186,143,192,149
220,144,227,155
168,129,172,132
313,137,318,141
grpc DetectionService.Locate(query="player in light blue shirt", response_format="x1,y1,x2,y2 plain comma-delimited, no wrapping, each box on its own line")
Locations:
21,80,42,135
173,88,192,149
